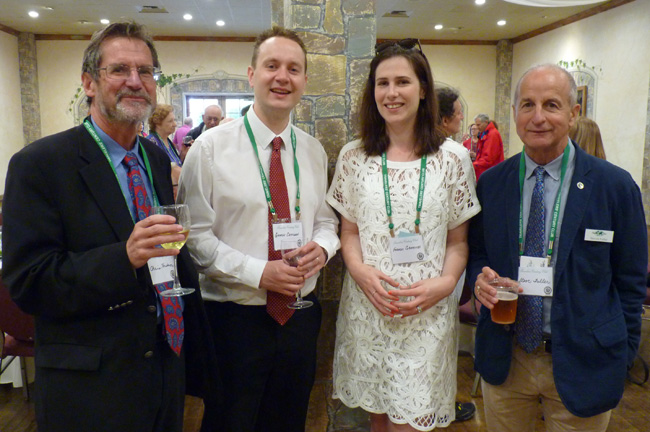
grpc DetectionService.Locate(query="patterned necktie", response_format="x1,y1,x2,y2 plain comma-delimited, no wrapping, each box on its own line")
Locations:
123,152,184,355
516,166,546,353
266,137,295,325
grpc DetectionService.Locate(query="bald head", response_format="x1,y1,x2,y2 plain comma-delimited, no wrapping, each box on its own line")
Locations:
514,64,577,113
203,105,223,130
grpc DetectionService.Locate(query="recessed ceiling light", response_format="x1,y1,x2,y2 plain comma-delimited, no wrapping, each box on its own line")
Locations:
216,20,225,26
434,24,443,30
497,20,507,26
183,14,193,20
28,10,39,18
475,0,486,5
100,19,110,25
43,6,53,11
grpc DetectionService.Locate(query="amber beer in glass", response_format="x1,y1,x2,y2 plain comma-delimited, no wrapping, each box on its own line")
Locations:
490,278,518,325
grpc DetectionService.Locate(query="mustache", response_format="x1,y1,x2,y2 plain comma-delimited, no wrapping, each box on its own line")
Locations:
116,90,153,104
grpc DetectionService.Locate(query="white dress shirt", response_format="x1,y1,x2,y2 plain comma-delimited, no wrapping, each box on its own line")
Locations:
177,108,340,305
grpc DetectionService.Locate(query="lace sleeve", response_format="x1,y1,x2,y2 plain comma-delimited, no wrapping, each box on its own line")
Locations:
326,141,364,223
447,149,481,229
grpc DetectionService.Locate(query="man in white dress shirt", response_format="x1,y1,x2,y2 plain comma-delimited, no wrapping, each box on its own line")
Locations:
177,26,339,432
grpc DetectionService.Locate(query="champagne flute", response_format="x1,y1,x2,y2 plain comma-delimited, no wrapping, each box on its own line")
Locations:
280,240,313,309
151,204,195,297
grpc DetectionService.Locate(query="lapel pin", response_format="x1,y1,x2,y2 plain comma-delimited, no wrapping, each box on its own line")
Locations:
577,182,584,189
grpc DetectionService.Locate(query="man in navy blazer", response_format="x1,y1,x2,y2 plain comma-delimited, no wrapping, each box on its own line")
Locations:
3,21,219,432
468,64,646,431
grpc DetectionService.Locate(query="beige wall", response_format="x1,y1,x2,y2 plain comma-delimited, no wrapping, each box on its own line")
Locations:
0,32,24,189
424,44,497,134
36,40,255,136
510,0,650,185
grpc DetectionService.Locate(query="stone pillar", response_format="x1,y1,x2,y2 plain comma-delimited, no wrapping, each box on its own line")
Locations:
18,32,41,146
495,40,513,154
271,0,375,430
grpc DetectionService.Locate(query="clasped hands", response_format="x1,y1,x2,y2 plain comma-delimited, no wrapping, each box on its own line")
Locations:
260,241,326,296
350,264,455,318
126,214,184,269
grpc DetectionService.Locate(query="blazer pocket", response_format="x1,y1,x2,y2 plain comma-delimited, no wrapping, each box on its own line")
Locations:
592,315,627,349
36,343,103,371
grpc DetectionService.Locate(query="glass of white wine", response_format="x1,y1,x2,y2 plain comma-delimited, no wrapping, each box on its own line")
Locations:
151,204,195,297
280,239,313,309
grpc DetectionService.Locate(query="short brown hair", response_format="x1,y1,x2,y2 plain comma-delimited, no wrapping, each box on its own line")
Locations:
251,26,307,73
148,104,174,133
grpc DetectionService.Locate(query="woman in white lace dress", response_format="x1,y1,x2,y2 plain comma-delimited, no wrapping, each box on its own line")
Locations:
326,40,480,431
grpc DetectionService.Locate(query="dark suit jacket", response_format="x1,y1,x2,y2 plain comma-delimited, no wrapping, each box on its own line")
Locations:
2,120,220,431
188,122,206,140
468,143,647,418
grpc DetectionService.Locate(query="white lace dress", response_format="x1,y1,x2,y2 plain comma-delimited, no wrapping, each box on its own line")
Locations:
326,139,480,430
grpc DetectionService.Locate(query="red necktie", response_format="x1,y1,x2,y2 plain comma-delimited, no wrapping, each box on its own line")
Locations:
266,137,295,325
123,152,185,355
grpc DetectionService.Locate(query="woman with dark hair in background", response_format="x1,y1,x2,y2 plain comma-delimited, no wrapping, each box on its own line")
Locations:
327,39,480,431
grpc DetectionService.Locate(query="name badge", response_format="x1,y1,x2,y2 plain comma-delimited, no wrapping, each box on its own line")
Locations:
147,256,175,285
389,233,427,265
585,229,614,243
518,255,553,297
272,220,303,250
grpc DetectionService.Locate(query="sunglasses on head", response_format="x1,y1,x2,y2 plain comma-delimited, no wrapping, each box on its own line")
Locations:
374,38,424,56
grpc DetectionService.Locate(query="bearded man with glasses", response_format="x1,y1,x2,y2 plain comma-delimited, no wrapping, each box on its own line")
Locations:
3,20,219,432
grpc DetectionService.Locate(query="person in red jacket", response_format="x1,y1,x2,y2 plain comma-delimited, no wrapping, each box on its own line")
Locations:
472,114,504,179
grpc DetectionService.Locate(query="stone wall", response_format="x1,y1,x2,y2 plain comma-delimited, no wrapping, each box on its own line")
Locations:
18,33,41,145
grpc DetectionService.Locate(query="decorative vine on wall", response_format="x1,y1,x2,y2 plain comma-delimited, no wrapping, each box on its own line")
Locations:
557,58,600,118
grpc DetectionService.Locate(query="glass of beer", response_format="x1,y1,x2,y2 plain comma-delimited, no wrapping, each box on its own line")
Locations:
151,204,195,297
490,277,519,324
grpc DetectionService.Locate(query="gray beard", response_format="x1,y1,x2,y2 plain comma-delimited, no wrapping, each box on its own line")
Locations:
98,91,153,125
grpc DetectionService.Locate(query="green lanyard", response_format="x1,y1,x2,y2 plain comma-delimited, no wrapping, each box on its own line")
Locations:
518,144,570,263
381,152,427,237
83,119,160,223
243,113,301,222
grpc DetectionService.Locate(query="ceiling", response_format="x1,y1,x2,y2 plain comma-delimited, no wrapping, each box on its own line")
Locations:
0,0,624,42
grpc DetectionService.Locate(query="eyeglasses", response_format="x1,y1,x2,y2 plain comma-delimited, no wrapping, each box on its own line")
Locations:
375,38,424,56
96,64,161,82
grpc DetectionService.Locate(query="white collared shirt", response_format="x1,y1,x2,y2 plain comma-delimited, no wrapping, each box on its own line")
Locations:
177,107,340,305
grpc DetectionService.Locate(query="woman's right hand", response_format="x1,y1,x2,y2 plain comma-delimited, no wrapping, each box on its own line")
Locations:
348,264,400,317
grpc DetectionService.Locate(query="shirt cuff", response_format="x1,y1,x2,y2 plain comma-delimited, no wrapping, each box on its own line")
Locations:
241,255,268,289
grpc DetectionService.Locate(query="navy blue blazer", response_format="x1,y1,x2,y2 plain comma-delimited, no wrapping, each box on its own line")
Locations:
468,142,647,418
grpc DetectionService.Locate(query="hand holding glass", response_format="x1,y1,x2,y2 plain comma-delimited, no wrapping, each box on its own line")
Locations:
151,204,195,297
280,240,313,309
490,277,519,324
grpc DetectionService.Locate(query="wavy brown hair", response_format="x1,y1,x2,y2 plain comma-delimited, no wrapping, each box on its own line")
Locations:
359,45,445,157
148,104,174,134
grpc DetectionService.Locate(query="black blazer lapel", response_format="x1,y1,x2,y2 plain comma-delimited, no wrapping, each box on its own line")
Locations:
505,157,523,276
553,146,593,280
76,124,136,242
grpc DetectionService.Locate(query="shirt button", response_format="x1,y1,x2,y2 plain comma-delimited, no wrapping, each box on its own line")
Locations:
144,351,154,359
147,305,156,313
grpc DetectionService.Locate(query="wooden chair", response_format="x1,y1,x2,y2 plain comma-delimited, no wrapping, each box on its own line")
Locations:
0,280,35,400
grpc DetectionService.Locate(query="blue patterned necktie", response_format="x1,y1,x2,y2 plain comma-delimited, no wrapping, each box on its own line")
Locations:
123,152,184,356
516,166,546,353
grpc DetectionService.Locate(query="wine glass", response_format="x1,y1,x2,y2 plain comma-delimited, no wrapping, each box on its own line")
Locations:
280,240,313,309
151,204,195,297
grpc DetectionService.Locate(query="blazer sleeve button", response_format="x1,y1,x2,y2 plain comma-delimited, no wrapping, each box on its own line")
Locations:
144,351,154,359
